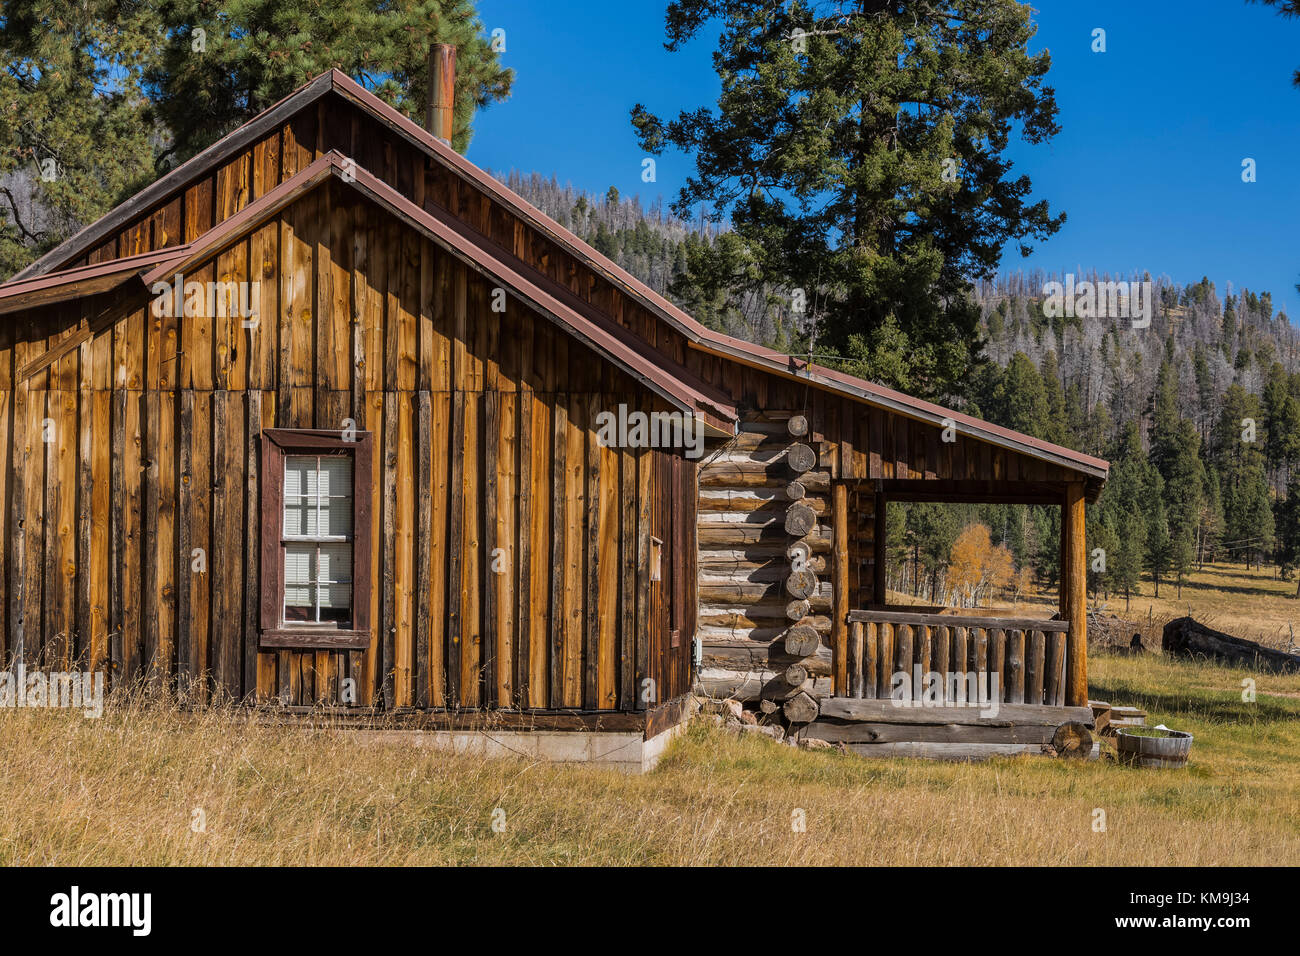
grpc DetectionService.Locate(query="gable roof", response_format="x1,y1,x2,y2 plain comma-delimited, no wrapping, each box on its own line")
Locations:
0,247,190,316
132,150,739,431
4,69,1107,485
9,71,338,283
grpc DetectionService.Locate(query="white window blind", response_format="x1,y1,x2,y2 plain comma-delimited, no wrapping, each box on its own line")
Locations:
283,454,354,624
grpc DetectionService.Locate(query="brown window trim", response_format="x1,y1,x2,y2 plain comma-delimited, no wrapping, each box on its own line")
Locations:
259,428,373,650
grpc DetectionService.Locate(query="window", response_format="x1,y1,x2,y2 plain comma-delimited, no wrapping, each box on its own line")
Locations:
283,455,353,623
259,429,372,649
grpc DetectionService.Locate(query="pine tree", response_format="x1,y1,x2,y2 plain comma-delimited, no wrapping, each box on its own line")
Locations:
1088,515,1119,601
885,501,909,594
1145,469,1171,598
1276,481,1300,594
1252,1,1300,86
1241,463,1276,568
1040,351,1069,445
147,1,512,163
1097,423,1148,609
1029,506,1060,590
1113,507,1147,612
631,0,1064,398
1163,420,1205,596
1149,354,1181,477
1,1,513,278
1192,344,1215,444
1263,361,1289,484
1222,296,1237,360
906,502,961,603
0,3,159,275
988,353,1050,438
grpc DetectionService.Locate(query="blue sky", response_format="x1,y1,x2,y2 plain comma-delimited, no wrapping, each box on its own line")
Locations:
467,0,1300,312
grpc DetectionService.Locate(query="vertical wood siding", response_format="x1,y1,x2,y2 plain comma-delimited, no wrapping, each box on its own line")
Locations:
47,95,1079,489
1,179,693,712
15,91,1085,717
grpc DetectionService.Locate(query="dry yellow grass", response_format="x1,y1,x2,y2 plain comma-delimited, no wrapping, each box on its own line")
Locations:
1098,562,1300,650
898,561,1300,650
2,647,1298,866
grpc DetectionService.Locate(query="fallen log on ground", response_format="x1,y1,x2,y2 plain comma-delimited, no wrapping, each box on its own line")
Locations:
1051,721,1093,759
1162,616,1300,673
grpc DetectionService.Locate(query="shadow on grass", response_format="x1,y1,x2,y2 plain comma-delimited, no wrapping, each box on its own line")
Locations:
1158,576,1296,599
1188,564,1283,582
1090,682,1300,725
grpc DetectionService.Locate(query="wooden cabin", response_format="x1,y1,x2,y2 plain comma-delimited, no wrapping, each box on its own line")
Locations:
0,69,1108,758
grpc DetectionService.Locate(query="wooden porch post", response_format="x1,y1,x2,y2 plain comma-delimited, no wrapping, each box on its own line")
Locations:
832,482,849,695
872,490,886,607
1062,482,1088,706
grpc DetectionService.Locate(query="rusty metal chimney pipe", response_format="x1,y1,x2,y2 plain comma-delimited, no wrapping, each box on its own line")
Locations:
426,43,456,144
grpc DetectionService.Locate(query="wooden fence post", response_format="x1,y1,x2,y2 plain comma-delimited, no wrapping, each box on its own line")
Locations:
1063,482,1088,706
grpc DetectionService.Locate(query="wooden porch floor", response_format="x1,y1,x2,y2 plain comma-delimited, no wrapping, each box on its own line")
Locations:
795,697,1097,761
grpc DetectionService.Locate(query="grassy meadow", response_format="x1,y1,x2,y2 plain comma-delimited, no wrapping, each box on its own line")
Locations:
1097,562,1300,650
2,640,1298,866
901,560,1300,652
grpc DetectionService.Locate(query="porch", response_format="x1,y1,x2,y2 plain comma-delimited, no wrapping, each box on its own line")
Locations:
842,609,1072,706
811,474,1097,757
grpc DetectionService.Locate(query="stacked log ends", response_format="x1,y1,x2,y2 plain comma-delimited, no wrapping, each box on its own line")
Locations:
786,442,816,474
785,569,818,599
781,424,822,720
695,413,832,706
785,598,811,622
784,503,816,536
784,690,819,724
784,624,820,657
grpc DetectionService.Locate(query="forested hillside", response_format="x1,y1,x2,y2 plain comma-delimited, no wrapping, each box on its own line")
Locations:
504,172,1300,609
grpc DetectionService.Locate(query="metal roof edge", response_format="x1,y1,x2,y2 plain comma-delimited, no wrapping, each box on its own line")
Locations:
9,73,336,283
133,151,736,430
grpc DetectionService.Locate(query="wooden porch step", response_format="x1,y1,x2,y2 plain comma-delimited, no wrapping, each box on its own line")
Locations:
828,741,1101,761
1089,700,1112,735
799,698,1098,760
802,720,1059,745
817,698,1094,727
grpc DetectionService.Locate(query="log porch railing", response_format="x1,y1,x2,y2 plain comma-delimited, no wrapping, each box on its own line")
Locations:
844,609,1071,707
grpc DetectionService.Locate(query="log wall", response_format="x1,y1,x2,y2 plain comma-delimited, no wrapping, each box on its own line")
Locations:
695,412,834,702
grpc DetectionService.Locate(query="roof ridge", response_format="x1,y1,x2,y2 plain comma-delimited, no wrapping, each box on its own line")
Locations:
132,149,737,429
320,71,1107,477
8,66,1106,479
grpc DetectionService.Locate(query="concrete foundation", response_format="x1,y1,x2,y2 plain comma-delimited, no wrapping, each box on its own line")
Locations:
351,716,689,773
